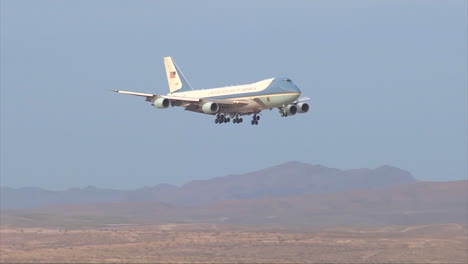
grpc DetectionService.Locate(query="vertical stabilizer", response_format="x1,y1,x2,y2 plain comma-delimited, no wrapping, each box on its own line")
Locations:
164,57,193,93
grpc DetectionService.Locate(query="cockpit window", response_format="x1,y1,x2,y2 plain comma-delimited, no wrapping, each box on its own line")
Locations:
284,78,292,82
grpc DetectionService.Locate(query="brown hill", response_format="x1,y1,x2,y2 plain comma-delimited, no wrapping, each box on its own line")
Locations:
155,162,416,205
0,162,415,209
2,180,465,228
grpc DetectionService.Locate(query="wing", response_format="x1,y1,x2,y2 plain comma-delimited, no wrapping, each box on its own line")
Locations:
293,96,310,103
113,90,199,102
112,90,156,104
113,90,248,110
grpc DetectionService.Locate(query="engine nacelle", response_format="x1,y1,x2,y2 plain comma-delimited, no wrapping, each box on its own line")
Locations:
296,102,309,113
286,104,297,116
152,98,170,109
202,102,219,114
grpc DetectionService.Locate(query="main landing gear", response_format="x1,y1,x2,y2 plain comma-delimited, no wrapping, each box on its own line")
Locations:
215,114,230,124
251,114,260,125
214,113,259,125
233,114,243,124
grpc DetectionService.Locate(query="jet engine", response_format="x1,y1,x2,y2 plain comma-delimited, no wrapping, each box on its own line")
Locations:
202,102,219,114
296,102,309,113
153,98,170,109
285,104,297,116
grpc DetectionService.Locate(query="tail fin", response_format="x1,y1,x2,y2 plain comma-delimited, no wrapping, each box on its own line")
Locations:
164,57,193,93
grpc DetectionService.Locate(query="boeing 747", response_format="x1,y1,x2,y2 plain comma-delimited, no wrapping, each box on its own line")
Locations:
113,57,309,125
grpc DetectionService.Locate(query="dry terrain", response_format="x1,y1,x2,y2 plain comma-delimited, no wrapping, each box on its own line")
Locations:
3,180,466,229
1,223,466,263
1,169,466,263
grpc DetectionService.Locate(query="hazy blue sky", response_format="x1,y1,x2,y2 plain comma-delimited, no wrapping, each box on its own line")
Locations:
1,0,466,189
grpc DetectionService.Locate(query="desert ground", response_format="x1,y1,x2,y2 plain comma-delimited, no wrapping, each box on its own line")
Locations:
1,223,466,263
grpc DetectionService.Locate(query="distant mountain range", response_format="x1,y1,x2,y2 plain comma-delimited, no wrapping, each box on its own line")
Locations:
1,161,416,209
2,162,466,228
2,180,466,228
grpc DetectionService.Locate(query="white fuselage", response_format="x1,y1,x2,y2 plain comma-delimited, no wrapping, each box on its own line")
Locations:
171,77,301,114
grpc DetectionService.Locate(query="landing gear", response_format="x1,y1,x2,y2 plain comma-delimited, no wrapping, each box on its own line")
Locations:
233,114,243,124
279,108,288,117
214,113,259,125
251,114,260,125
215,114,230,124
233,117,243,124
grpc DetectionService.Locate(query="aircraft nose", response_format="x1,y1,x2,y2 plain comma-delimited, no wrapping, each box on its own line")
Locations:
288,82,301,93
280,78,301,93
292,84,301,93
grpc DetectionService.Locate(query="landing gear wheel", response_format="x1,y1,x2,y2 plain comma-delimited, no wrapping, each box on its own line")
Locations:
252,114,260,125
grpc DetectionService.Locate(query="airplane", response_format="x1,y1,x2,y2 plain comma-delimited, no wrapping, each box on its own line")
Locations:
113,57,309,125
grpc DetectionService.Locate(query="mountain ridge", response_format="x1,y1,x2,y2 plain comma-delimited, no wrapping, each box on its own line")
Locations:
1,162,416,209
2,180,465,228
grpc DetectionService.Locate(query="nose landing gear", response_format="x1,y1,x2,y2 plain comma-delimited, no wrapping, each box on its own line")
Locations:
279,108,288,117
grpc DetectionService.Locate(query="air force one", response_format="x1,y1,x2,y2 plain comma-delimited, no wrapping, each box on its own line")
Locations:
113,57,309,125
